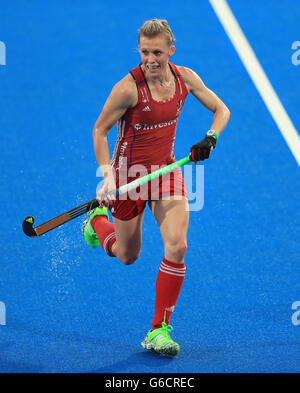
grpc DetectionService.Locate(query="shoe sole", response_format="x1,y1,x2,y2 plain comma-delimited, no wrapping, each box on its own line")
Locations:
141,339,179,356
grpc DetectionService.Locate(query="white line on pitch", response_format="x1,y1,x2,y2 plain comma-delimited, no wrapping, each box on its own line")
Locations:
209,0,300,166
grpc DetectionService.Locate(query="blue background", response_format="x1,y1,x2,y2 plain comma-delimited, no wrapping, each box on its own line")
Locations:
0,0,299,372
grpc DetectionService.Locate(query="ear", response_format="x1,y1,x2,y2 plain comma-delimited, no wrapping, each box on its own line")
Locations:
169,45,175,57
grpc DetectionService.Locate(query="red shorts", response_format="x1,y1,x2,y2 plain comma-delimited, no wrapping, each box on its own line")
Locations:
108,167,188,221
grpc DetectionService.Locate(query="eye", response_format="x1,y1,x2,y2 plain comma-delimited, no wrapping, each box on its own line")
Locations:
154,50,162,56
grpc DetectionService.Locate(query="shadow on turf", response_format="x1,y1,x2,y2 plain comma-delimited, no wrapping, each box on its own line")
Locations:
0,342,43,373
89,350,175,373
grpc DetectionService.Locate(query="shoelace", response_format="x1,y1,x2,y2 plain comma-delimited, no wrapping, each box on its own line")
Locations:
87,206,95,216
160,322,174,338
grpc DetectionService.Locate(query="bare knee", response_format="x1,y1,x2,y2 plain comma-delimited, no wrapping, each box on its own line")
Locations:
165,236,188,262
117,250,140,266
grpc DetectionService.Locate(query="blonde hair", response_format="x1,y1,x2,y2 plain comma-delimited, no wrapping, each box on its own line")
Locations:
138,19,175,47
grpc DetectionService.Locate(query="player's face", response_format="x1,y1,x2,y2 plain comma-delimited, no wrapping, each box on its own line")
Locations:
139,34,175,77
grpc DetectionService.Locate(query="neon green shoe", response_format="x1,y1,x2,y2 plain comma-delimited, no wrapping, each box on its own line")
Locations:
81,207,109,248
141,322,180,356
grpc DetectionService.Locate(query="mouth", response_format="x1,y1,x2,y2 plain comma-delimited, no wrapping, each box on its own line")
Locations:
146,64,160,71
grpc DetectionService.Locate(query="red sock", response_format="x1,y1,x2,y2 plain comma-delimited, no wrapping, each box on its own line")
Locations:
151,257,186,330
91,216,116,257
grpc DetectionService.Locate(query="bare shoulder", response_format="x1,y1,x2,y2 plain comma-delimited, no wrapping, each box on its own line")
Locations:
110,73,138,109
176,66,205,93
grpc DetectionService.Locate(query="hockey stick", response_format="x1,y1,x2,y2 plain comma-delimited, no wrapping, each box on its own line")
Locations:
22,156,191,237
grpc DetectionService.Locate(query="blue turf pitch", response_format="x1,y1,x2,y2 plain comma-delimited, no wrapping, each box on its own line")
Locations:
0,0,299,372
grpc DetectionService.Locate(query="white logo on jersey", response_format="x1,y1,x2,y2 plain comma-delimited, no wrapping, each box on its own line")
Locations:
176,99,184,116
134,119,177,131
116,142,128,171
142,106,151,112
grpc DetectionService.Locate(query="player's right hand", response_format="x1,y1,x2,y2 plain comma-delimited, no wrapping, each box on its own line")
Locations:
96,177,117,208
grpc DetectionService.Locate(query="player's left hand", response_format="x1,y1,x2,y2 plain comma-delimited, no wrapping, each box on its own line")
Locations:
189,136,217,162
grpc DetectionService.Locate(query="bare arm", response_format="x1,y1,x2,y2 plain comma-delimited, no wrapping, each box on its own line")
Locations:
93,75,137,204
93,74,137,176
179,66,230,137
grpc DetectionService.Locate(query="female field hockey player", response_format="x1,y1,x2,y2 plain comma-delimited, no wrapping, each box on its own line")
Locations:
82,19,230,356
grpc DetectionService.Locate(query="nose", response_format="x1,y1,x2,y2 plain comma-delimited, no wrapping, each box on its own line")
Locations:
147,53,156,64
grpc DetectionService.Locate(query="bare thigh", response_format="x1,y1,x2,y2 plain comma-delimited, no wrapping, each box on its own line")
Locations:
149,197,189,263
111,210,145,265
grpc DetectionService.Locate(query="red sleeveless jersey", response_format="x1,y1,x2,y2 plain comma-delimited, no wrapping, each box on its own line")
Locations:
111,62,188,175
